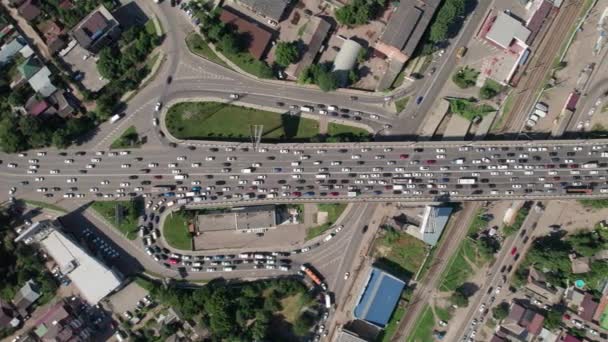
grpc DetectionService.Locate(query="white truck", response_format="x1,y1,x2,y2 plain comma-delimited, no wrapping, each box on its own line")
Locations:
315,173,330,179
300,105,314,112
241,168,253,173
185,191,199,197
453,158,465,165
392,185,404,190
174,174,188,180
347,191,359,197
110,114,122,123
458,177,477,184
583,162,598,169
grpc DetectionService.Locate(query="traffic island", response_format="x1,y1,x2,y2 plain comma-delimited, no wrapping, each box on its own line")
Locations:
164,101,372,143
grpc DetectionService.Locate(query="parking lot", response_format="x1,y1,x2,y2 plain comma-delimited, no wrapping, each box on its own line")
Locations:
61,44,108,92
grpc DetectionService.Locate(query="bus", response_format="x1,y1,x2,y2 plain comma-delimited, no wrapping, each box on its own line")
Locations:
458,177,477,185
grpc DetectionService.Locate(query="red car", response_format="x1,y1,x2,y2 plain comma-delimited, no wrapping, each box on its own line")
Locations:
292,192,302,197
510,247,518,256
399,154,409,160
563,314,571,320
569,164,579,168
330,192,339,196
426,160,436,164
154,175,162,179
168,258,179,265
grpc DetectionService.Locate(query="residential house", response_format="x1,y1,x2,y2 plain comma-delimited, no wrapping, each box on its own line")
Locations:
524,268,565,304
284,16,331,78
37,20,67,55
28,66,57,97
18,56,42,80
0,300,19,329
579,293,599,322
12,280,41,317
375,0,441,90
71,5,121,53
48,90,76,117
32,298,94,341
18,0,41,22
24,96,50,116
566,287,585,309
233,0,290,22
499,302,545,340
0,35,26,65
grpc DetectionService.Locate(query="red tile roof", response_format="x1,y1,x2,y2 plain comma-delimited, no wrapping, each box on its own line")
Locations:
526,313,544,335
28,100,49,116
219,7,273,60
563,335,582,342
580,293,599,321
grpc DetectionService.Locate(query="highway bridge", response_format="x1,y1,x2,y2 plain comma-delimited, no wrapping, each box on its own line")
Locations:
2,138,608,204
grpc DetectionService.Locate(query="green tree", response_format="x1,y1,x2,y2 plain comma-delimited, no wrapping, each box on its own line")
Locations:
315,69,338,92
8,85,30,107
450,290,469,307
492,302,509,321
219,33,241,54
275,41,299,67
480,85,498,99
544,309,563,330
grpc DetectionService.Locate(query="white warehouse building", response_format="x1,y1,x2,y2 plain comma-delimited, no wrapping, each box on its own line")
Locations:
333,39,363,86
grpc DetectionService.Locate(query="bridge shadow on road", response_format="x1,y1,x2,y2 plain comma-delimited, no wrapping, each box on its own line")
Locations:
57,202,145,278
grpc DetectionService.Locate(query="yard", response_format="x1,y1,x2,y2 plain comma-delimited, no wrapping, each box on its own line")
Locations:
162,211,193,250
306,203,348,240
90,200,143,240
373,226,428,280
407,305,436,342
110,126,141,149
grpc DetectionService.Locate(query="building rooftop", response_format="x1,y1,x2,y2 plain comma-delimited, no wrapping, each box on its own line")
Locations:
18,0,41,22
236,0,290,22
197,205,277,232
285,16,331,77
19,56,43,80
13,280,41,315
28,66,57,97
333,39,363,86
353,267,405,327
219,7,273,60
579,293,599,321
0,36,26,65
72,6,119,51
40,229,121,304
485,12,531,49
335,329,369,342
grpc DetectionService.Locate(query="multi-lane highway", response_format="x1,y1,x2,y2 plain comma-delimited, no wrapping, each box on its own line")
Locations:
4,139,608,207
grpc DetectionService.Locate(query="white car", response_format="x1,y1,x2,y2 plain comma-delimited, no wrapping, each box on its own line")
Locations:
101,180,110,185
344,272,350,280
86,164,95,169
28,159,38,164
280,149,289,153
37,151,46,156
7,163,17,168
155,102,162,111
121,164,131,168
90,187,99,192
76,194,85,198
191,180,201,185
95,151,104,156
37,187,48,192
9,187,16,195
67,178,77,183
191,163,201,168
177,156,186,161
63,193,74,198
135,187,144,192
148,163,158,168
91,158,101,163
50,169,59,174
120,182,130,187
35,177,44,182
64,159,74,164
29,165,39,170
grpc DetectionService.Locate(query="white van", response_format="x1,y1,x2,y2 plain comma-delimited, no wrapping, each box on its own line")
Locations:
300,105,313,112
535,102,549,112
533,109,547,118
174,174,188,180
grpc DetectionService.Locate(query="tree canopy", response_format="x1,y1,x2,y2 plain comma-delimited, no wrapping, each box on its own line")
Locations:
275,41,299,67
335,0,386,26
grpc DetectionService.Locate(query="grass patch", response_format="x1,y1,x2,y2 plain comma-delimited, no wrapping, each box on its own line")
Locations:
326,123,371,142
144,18,157,35
220,47,274,79
579,199,608,209
279,292,311,324
166,101,320,142
439,243,473,292
110,126,141,149
297,21,309,37
306,203,347,240
373,226,428,280
145,52,160,70
395,96,410,112
408,305,435,342
162,211,193,250
185,32,231,68
378,306,405,342
449,98,496,121
434,306,452,322
452,66,479,88
23,199,67,213
90,200,143,240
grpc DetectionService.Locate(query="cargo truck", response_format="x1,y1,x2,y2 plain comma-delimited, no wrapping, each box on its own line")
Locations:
300,265,327,290
458,177,477,184
241,168,253,173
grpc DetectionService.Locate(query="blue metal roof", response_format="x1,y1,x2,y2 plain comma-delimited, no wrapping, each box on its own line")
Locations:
353,267,406,327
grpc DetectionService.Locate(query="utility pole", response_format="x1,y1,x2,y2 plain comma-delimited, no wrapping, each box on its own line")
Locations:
250,124,263,151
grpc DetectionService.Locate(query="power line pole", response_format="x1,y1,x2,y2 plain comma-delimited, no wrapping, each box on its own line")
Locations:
250,124,263,151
